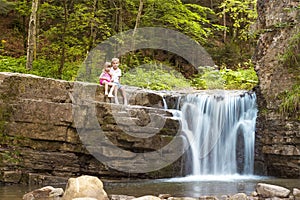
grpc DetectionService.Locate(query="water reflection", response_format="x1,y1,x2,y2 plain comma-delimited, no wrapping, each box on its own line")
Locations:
104,176,299,198
0,176,299,199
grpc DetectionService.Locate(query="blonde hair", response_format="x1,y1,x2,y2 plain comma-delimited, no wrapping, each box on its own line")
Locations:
102,62,111,72
104,62,111,68
111,58,119,63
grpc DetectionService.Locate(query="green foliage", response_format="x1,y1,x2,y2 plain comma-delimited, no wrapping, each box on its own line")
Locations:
15,0,31,17
2,0,260,90
0,55,27,73
189,67,224,89
281,29,300,71
279,85,300,120
0,55,79,81
277,29,300,120
220,63,258,90
141,0,223,43
5,0,260,79
0,103,21,165
190,63,258,90
209,40,254,68
0,148,21,165
37,0,112,65
0,0,15,15
219,0,257,41
0,55,258,91
122,62,192,90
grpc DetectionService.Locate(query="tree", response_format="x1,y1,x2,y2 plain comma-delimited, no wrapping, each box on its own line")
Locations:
140,0,221,44
26,0,39,70
219,0,257,42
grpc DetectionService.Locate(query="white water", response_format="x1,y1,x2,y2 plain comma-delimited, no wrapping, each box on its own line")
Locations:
180,91,257,176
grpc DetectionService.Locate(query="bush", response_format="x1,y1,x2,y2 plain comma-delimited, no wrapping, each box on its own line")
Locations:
122,62,191,91
220,66,258,90
0,55,79,81
189,64,258,90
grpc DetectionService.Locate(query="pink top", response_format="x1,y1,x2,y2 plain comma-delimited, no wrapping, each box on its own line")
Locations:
99,72,112,85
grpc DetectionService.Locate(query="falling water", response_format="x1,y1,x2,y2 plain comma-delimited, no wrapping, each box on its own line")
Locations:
180,91,257,176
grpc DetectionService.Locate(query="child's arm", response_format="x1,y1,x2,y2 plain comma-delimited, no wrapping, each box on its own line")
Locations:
99,72,104,79
99,73,110,81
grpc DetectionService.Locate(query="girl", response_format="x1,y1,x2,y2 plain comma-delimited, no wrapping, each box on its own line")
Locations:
99,62,115,97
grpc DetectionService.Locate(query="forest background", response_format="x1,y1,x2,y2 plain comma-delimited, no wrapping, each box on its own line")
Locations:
0,0,259,90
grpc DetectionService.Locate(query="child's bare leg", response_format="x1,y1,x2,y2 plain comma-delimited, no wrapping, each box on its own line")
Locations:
104,82,108,95
120,87,127,105
114,86,119,104
108,84,115,97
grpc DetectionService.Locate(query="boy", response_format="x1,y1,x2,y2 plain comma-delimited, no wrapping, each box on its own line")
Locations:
110,57,127,105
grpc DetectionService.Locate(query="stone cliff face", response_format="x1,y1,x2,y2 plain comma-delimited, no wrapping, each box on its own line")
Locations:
0,72,184,184
253,0,300,177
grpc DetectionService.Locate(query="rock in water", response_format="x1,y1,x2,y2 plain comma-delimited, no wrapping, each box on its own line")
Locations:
23,186,64,200
62,175,108,200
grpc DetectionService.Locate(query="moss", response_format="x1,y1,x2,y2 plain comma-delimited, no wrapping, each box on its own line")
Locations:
259,108,269,116
278,84,300,120
281,30,300,71
276,27,300,119
0,88,22,166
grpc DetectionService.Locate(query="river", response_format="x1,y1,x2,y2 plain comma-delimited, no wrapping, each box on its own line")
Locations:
1,176,299,199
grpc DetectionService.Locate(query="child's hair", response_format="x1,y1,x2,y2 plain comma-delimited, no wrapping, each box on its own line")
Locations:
104,62,111,68
111,58,119,63
102,62,111,72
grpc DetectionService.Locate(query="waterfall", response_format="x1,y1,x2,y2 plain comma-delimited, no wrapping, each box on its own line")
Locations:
180,91,257,176
162,96,168,110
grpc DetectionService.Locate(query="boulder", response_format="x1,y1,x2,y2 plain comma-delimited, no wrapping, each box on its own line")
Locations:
256,183,290,198
230,193,248,200
62,175,108,200
22,186,64,200
293,188,300,200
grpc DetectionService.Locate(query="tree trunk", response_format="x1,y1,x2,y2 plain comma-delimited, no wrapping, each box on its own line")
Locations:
58,0,68,78
223,5,226,42
118,0,122,32
133,0,143,36
88,0,97,52
26,0,39,70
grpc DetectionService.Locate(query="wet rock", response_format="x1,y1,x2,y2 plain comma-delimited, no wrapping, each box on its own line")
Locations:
250,191,258,197
22,186,64,200
62,175,108,200
247,197,258,200
158,194,172,199
256,183,290,198
110,194,136,200
0,170,22,183
293,188,300,200
132,195,161,200
230,193,247,200
167,197,198,200
199,196,218,200
220,195,229,200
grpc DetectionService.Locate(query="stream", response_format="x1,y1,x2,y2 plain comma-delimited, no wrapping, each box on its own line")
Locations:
0,176,299,199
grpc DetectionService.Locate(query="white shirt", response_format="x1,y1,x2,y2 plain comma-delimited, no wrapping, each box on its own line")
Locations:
110,67,121,83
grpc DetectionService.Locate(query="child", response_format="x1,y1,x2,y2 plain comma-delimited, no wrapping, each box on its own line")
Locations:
99,62,115,98
110,58,127,105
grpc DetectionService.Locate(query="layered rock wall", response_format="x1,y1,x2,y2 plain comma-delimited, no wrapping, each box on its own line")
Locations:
0,72,184,184
254,0,300,177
